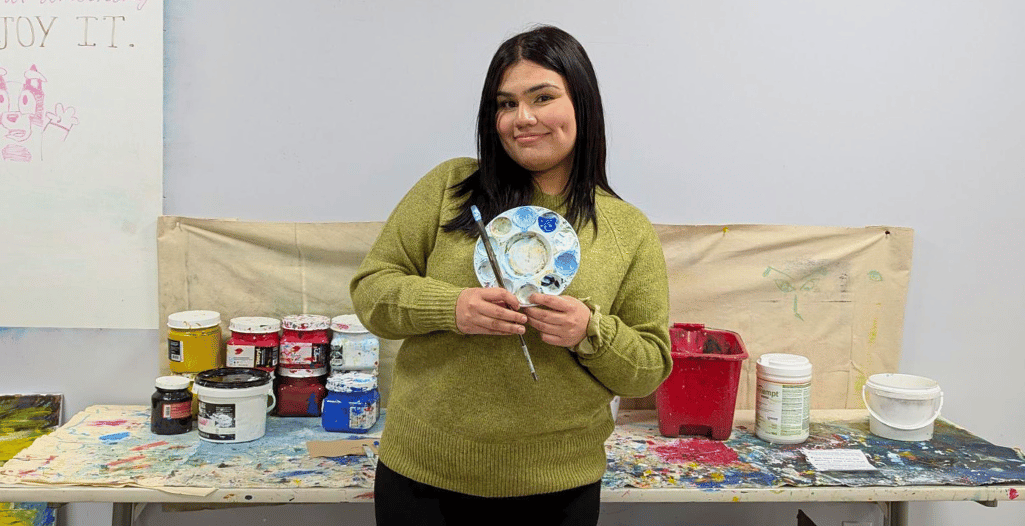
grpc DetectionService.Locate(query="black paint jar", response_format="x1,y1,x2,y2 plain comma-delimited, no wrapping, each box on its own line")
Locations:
151,375,193,435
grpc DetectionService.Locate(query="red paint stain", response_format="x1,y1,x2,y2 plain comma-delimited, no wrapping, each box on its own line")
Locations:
131,441,169,451
1010,488,1019,500
91,420,128,426
356,491,375,500
106,455,145,467
654,438,738,465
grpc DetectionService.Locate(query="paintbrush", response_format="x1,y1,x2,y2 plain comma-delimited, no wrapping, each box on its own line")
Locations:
471,205,539,382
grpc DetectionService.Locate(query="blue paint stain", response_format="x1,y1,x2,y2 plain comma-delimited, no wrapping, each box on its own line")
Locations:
277,470,322,478
307,393,320,415
99,432,131,443
325,456,363,466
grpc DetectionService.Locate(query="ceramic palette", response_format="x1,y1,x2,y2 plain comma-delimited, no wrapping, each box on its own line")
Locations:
474,206,581,305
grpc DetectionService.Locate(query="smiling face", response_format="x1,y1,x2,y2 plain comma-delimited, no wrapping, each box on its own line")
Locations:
496,60,577,194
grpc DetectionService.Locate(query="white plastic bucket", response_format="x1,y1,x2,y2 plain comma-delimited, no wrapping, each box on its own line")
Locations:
194,368,277,443
862,373,943,441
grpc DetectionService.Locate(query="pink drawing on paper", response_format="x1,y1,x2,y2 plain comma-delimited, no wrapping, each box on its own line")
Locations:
0,64,78,162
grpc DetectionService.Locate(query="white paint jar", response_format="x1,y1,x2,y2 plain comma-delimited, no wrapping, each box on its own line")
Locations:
329,314,380,374
194,368,276,443
755,353,812,444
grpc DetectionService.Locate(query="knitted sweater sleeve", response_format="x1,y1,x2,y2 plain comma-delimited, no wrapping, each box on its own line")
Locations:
348,161,466,340
575,216,673,398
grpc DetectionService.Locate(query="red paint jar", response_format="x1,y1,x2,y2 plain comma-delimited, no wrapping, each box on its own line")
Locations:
275,376,327,417
226,317,281,374
279,315,330,377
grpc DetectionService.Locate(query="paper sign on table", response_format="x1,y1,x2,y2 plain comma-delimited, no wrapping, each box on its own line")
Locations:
802,449,877,471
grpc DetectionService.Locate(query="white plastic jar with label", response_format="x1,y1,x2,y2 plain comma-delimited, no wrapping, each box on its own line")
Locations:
755,353,812,444
329,314,380,374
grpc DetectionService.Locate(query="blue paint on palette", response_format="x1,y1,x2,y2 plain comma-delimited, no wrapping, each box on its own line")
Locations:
512,207,537,229
537,212,558,232
554,252,578,275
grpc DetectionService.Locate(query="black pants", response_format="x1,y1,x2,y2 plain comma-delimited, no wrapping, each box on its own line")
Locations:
373,461,601,526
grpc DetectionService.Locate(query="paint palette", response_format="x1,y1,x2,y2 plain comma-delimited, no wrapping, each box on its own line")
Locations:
474,206,581,305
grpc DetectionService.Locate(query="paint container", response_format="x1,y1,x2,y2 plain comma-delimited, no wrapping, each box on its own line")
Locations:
655,323,748,440
278,315,330,377
863,373,943,441
226,317,281,374
755,353,812,444
193,368,275,443
322,372,379,433
151,376,193,435
167,310,222,373
276,375,328,417
174,372,200,418
329,314,380,374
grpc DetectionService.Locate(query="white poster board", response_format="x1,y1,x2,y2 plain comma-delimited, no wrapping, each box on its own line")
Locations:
0,0,162,329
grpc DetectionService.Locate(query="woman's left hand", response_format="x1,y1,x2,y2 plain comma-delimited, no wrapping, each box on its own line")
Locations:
523,293,590,348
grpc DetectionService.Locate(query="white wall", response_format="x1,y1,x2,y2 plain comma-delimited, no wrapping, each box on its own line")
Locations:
3,1,1023,525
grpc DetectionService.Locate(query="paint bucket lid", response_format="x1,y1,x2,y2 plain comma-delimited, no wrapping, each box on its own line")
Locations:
756,353,812,377
327,372,377,393
865,373,941,400
195,367,272,389
281,314,331,331
155,375,192,390
168,310,221,329
330,314,369,334
229,316,282,333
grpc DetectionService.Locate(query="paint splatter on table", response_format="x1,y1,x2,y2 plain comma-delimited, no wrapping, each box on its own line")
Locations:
603,410,1025,490
2,406,1023,495
0,405,381,491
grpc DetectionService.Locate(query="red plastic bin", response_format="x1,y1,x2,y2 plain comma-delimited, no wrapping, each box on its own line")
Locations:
655,323,749,440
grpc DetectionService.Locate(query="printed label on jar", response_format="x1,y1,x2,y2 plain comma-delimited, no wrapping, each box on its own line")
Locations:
329,349,345,369
168,339,183,362
161,401,192,420
279,342,327,367
227,345,278,368
198,401,236,440
349,401,379,430
756,380,811,437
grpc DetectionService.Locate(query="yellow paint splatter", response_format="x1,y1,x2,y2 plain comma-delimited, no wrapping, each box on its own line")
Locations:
868,317,878,345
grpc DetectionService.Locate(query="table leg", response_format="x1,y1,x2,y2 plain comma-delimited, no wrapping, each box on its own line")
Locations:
111,502,133,526
888,501,908,526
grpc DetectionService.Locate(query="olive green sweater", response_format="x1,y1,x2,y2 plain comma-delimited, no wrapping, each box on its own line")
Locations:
350,158,671,497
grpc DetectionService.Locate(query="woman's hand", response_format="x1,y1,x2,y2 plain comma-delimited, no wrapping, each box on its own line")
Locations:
456,288,528,336
523,293,590,347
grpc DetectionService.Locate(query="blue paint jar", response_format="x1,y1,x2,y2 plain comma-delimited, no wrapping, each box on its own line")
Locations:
322,372,379,433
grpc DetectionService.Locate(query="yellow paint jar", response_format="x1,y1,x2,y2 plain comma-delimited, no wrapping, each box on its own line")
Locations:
167,310,222,373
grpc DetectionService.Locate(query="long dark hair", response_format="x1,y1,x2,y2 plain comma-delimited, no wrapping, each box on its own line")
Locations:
443,25,619,237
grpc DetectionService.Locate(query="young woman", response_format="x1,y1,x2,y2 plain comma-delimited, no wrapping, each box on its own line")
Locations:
350,25,672,526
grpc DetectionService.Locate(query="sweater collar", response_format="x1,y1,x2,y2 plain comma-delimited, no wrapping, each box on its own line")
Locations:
531,182,568,214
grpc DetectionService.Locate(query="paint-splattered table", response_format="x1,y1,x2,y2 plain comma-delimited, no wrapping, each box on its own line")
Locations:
1,406,1023,526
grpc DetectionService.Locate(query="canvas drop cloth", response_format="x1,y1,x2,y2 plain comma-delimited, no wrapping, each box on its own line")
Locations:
158,216,912,410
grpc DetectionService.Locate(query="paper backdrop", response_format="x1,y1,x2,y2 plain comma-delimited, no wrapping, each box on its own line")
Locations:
158,216,912,410
0,0,163,329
